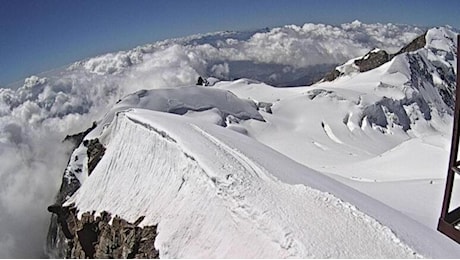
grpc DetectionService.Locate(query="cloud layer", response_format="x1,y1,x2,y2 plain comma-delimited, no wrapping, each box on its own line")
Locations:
0,21,424,257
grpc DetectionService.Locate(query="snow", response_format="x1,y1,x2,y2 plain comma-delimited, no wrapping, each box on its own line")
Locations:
210,26,458,247
84,86,264,141
65,108,437,258
63,28,460,255
112,87,263,122
0,21,459,257
65,144,89,184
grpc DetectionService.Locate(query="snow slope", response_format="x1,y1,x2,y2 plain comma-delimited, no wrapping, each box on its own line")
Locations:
214,26,458,233
64,108,459,258
0,21,457,258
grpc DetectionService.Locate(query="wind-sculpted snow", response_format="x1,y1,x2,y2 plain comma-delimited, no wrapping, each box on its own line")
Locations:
0,22,457,257
54,85,265,196
212,26,457,237
310,26,457,135
64,109,426,258
112,87,263,122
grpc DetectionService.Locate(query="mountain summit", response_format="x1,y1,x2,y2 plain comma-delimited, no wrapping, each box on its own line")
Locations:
44,25,460,258
0,22,458,258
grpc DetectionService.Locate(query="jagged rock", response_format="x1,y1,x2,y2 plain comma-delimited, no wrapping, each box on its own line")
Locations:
48,125,156,258
322,31,428,81
256,101,273,114
196,76,209,86
47,133,108,257
322,69,342,82
63,122,97,149
395,32,427,55
354,49,391,72
48,207,159,258
83,138,106,176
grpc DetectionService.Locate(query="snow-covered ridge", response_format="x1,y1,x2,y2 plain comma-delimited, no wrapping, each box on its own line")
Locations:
316,26,457,133
56,56,460,256
111,86,263,122
327,26,458,81
0,21,458,257
62,108,430,258
61,86,265,190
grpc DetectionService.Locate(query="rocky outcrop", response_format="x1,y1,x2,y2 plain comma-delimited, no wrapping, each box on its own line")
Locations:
47,205,158,258
47,124,159,258
84,138,105,176
354,49,391,72
322,69,342,82
63,122,97,148
322,31,428,81
256,101,273,114
395,32,427,55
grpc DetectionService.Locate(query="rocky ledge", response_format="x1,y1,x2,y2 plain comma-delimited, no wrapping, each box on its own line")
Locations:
323,31,427,81
47,125,159,258
47,205,158,258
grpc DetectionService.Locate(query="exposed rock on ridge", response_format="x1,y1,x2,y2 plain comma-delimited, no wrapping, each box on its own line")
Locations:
84,138,105,176
63,122,97,148
395,32,427,55
354,49,391,72
323,31,428,81
47,125,114,258
47,205,158,258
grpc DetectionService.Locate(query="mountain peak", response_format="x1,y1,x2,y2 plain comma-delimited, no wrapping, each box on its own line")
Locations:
321,26,457,82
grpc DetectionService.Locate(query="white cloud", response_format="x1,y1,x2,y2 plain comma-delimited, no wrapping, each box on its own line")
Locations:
0,21,425,257
211,63,229,78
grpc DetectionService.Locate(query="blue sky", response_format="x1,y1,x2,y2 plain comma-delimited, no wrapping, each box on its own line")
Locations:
1,0,459,86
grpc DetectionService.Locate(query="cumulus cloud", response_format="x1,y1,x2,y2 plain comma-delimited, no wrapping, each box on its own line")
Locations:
210,63,230,78
0,74,121,257
0,21,425,257
0,131,70,258
69,21,423,87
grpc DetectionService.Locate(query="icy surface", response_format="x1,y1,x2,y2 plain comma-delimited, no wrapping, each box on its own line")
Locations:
112,86,262,121
212,26,459,254
66,109,439,258
0,22,459,257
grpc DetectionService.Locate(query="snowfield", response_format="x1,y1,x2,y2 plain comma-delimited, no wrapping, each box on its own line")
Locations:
0,21,460,258
64,108,454,258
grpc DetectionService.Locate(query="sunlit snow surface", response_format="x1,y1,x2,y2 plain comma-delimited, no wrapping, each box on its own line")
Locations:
66,109,422,258
0,22,459,257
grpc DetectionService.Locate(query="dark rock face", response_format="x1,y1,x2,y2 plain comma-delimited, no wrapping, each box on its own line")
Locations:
47,206,159,259
322,69,342,82
46,134,159,258
322,31,428,81
47,123,159,258
83,138,106,175
407,53,456,112
63,122,97,148
256,101,273,114
50,136,106,213
196,76,209,86
354,49,391,72
395,32,427,55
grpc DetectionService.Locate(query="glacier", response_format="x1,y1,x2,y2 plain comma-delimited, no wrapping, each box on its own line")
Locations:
62,108,447,258
0,21,459,257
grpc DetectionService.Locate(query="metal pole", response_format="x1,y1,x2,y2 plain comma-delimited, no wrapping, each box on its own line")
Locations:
440,34,460,219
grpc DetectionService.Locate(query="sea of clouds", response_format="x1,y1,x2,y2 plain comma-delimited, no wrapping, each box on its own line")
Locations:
0,21,424,257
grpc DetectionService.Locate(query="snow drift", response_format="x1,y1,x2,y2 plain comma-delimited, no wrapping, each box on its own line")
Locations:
0,21,458,258
61,107,454,258
54,75,460,257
